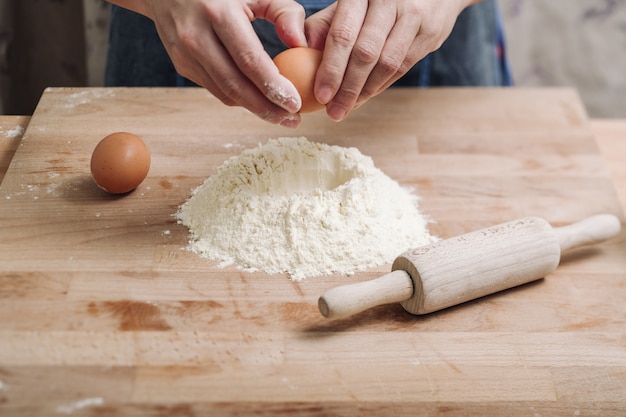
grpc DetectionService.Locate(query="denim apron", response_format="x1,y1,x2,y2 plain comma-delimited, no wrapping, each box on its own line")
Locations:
105,0,511,88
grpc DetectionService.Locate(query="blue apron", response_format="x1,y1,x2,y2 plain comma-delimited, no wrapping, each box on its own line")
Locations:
105,0,511,88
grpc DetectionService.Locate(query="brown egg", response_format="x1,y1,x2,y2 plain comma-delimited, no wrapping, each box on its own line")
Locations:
273,47,325,113
90,132,151,194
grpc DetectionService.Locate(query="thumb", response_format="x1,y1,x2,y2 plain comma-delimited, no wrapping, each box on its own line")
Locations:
304,4,335,50
254,0,307,47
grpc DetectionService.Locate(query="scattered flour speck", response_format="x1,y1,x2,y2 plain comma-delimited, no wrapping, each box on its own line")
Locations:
176,137,435,280
47,184,59,194
264,82,301,111
56,397,104,414
6,125,25,138
63,89,115,109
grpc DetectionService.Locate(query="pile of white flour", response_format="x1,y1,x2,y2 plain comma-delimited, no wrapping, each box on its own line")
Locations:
176,137,435,280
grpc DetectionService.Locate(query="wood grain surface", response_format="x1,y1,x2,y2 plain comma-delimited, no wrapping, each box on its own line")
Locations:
0,116,30,185
593,119,626,212
0,87,625,416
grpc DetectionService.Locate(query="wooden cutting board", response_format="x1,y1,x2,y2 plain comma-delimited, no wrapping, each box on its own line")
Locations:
1,87,625,416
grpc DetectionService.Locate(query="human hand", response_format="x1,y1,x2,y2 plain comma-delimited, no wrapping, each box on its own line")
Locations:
306,0,478,121
114,0,309,127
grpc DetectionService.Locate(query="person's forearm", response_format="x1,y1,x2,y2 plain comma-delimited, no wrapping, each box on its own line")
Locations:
465,0,484,6
105,1,150,18
458,0,484,14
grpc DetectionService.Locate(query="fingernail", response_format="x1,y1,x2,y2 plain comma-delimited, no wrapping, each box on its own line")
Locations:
316,86,333,105
327,103,347,122
265,82,302,113
280,114,301,128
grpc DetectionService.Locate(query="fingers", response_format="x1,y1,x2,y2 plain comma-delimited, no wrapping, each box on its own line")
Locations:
317,0,399,121
304,4,335,50
147,0,461,125
211,4,305,112
358,12,422,103
165,12,301,127
260,0,308,48
310,0,462,122
149,0,307,127
365,2,458,99
313,0,367,107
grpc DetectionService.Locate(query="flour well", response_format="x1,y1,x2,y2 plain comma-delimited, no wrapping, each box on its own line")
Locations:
176,137,435,280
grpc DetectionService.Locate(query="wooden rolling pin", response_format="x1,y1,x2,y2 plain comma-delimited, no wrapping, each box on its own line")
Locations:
319,214,622,319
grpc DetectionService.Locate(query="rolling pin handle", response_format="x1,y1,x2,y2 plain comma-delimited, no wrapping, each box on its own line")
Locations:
318,270,414,319
555,214,621,253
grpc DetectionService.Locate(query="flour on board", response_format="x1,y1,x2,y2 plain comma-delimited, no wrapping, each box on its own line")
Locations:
176,137,435,280
5,125,25,138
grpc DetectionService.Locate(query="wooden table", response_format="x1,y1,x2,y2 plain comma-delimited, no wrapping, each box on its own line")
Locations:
0,88,624,416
